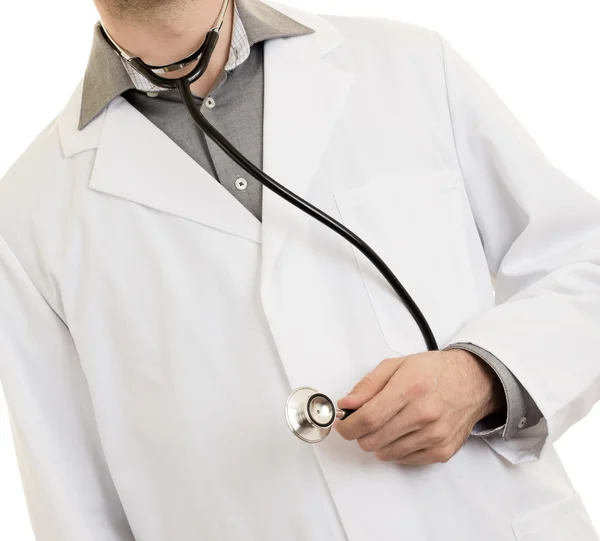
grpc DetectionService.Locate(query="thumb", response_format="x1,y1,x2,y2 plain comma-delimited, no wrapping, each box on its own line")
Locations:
337,358,401,410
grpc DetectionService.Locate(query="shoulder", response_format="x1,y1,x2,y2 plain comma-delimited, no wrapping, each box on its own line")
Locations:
326,15,447,75
272,1,443,55
0,124,87,229
0,117,69,230
325,13,441,50
270,2,448,81
0,82,94,228
0,84,93,300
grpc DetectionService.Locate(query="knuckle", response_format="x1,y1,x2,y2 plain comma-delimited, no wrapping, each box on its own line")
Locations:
375,450,393,462
358,437,376,452
430,448,446,463
420,404,443,424
406,379,430,399
352,377,369,392
360,409,384,432
433,445,454,463
337,428,354,441
429,423,449,443
379,357,395,367
355,373,377,391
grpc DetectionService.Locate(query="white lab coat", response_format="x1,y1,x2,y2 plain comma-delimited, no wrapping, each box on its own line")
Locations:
1,4,599,541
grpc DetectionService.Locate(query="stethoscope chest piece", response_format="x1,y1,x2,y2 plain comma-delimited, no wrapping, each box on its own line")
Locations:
285,387,339,443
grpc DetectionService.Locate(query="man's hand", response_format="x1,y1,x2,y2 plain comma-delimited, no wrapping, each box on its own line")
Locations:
335,350,505,465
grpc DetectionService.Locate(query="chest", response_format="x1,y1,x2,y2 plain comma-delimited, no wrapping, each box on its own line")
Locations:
65,137,493,382
123,42,267,221
63,44,496,398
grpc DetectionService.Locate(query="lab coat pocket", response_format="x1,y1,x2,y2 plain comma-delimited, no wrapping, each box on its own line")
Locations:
512,492,599,540
333,170,481,355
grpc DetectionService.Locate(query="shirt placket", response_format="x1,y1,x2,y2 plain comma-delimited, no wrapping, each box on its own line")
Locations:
201,87,264,222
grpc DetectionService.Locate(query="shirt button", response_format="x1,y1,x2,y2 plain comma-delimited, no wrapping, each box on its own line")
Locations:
235,177,248,191
147,91,159,98
205,97,216,109
518,417,527,429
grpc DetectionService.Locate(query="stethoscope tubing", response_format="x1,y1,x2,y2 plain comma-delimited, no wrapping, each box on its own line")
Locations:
176,80,440,356
101,8,440,421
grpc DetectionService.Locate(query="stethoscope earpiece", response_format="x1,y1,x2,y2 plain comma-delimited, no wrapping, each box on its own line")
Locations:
285,387,352,443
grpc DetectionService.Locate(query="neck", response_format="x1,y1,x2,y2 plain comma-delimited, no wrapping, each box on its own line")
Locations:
96,0,235,98
189,0,234,97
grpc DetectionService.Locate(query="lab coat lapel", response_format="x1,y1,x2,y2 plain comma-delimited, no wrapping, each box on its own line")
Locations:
260,14,353,314
87,97,262,244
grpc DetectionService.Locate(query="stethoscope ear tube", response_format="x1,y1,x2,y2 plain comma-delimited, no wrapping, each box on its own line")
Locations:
177,67,439,439
104,5,392,439
176,79,439,352
188,31,220,84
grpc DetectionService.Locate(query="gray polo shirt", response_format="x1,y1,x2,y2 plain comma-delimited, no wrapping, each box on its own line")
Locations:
80,0,313,222
79,0,541,439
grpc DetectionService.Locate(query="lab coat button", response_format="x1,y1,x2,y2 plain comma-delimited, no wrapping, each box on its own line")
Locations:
518,417,527,428
235,177,248,191
205,97,216,109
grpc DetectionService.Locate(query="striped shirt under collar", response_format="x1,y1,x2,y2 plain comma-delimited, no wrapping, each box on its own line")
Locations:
122,4,250,93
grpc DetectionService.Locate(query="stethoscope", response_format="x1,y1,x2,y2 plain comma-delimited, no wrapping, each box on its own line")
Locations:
101,0,439,443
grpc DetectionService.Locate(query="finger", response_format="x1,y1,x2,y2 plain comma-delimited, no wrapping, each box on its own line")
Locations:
357,402,433,452
373,423,443,462
395,442,458,466
337,357,402,411
340,377,410,443
336,375,409,442
336,394,404,442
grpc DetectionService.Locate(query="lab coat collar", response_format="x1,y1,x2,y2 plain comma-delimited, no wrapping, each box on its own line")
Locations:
260,4,354,289
77,0,314,130
57,5,352,247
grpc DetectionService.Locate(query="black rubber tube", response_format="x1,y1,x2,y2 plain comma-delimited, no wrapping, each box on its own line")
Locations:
176,79,439,354
102,22,439,419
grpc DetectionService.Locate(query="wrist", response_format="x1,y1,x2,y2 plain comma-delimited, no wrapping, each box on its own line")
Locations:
473,354,505,418
449,349,505,418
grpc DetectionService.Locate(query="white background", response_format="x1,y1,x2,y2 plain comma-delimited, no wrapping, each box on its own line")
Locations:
1,1,599,539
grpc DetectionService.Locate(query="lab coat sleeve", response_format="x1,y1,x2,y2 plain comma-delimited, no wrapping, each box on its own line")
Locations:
445,342,543,439
438,34,600,464
0,234,135,540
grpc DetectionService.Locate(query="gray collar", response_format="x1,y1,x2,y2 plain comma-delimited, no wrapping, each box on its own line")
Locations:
79,0,313,130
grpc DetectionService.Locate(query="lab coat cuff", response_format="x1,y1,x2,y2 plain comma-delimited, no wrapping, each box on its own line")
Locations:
444,342,542,440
